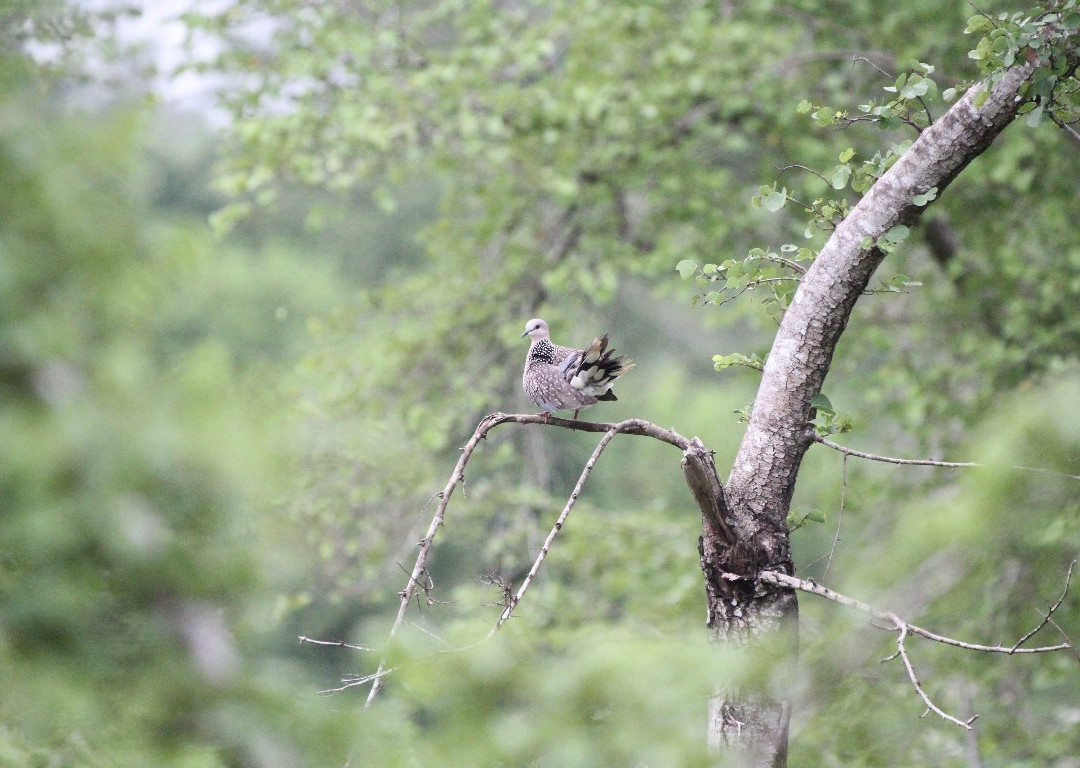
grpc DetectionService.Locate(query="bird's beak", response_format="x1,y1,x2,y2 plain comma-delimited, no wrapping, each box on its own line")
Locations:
521,330,529,338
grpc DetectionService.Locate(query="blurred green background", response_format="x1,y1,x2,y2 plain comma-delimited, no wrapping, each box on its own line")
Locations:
1,0,1077,765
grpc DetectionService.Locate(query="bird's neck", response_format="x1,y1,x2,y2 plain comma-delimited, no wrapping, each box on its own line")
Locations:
528,338,556,364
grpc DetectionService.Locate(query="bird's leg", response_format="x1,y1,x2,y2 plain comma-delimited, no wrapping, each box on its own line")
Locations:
572,409,580,420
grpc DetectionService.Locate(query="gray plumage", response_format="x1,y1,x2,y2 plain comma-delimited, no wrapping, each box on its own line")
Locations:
521,318,634,419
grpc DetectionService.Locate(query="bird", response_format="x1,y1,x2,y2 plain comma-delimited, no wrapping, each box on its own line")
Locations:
521,318,634,420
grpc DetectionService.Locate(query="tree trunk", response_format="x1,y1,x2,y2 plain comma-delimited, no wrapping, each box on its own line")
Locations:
701,55,1047,766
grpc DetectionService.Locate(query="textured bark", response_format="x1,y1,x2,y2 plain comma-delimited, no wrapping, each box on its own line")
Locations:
704,57,1049,766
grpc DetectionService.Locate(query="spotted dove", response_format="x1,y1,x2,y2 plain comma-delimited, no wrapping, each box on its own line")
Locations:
521,318,634,420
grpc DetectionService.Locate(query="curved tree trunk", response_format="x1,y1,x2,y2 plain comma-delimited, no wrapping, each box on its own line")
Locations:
702,57,1045,766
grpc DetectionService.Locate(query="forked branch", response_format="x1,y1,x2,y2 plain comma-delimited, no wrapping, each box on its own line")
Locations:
488,426,622,635
753,565,1076,729
364,412,716,704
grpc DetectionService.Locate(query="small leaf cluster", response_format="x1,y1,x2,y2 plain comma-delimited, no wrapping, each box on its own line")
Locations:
712,352,765,372
810,393,853,438
787,507,827,531
797,61,940,134
752,170,851,239
676,245,813,319
965,2,1080,121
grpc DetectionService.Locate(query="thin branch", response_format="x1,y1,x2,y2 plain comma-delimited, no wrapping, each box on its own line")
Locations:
774,48,897,76
488,426,622,636
812,433,979,468
1047,617,1080,668
852,54,893,80
811,432,1080,481
298,636,374,651
915,95,935,127
408,620,453,648
321,668,393,695
1010,559,1076,650
966,1,1000,29
364,412,693,704
821,454,847,581
891,619,977,729
775,163,834,188
760,251,808,275
1048,110,1080,149
757,569,1072,656
753,568,1074,729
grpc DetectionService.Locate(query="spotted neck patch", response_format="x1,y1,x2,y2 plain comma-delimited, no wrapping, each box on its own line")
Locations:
529,338,556,364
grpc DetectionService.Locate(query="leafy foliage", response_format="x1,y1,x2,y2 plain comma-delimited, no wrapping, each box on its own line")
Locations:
0,53,357,767
2,0,1078,765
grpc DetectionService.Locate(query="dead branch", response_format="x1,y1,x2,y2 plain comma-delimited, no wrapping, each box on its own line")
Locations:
298,636,374,651
752,568,1075,729
1010,559,1076,651
363,412,710,704
488,426,622,635
322,668,393,695
821,454,848,580
890,619,977,729
811,433,1080,481
757,569,1072,655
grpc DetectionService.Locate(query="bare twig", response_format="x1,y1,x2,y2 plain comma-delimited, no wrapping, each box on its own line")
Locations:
364,412,694,704
852,54,894,80
811,432,1080,481
488,426,622,635
775,163,834,188
754,568,1074,729
298,636,374,651
891,619,977,729
757,569,1072,656
364,415,505,705
760,251,808,275
407,620,452,648
1011,559,1076,651
321,668,393,695
821,454,847,581
1047,618,1080,668
811,433,979,468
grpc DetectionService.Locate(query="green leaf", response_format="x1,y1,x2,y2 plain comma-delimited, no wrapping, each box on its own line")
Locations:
811,393,835,414
712,353,765,372
965,14,993,33
1025,103,1044,128
942,87,957,101
675,259,698,279
912,187,938,206
762,189,787,212
830,164,851,190
796,99,813,114
838,147,855,163
881,224,910,244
